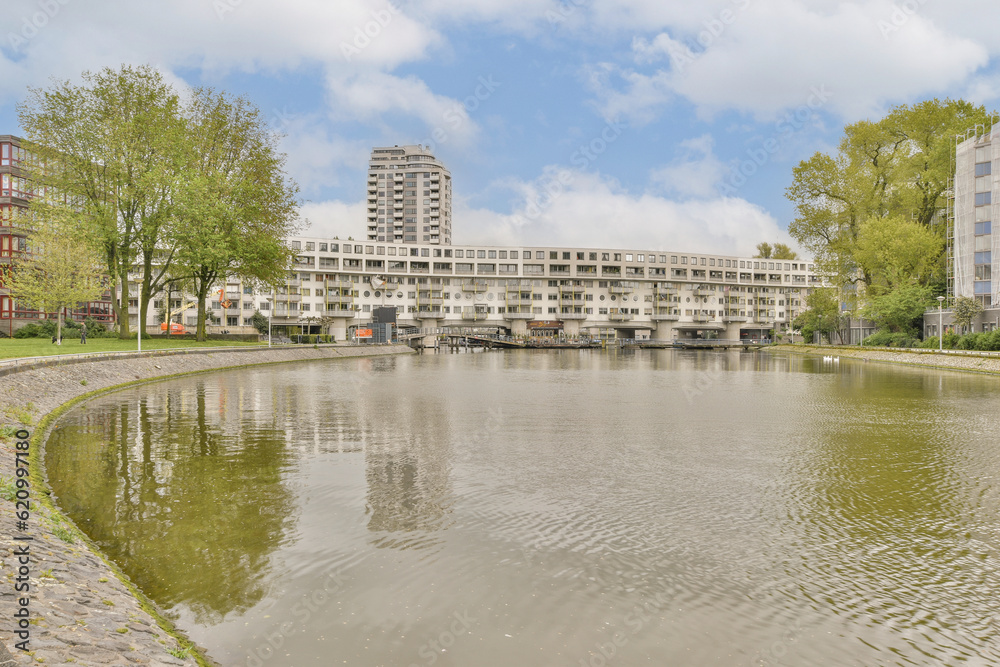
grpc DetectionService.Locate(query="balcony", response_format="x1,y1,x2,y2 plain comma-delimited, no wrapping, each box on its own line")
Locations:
416,310,444,319
560,284,586,293
692,314,714,323
651,312,679,321
277,293,302,303
504,310,535,319
462,308,489,320
559,311,588,319
608,312,632,322
723,315,749,323
285,278,301,287
692,287,714,297
327,279,353,290
417,297,444,306
462,281,488,292
325,309,357,318
326,295,354,305
506,297,533,306
609,284,634,295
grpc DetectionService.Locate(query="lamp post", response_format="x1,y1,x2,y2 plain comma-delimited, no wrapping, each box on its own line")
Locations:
265,295,273,348
937,295,945,351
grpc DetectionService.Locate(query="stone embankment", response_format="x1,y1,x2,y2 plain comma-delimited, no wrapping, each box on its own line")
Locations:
772,344,1000,375
0,344,414,666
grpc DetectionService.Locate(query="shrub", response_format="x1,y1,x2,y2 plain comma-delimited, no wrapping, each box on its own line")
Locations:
861,331,918,347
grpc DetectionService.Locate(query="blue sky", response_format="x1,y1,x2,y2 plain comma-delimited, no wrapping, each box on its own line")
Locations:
3,0,999,255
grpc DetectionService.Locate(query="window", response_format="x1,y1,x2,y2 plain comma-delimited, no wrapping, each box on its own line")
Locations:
977,162,992,176
976,221,993,235
976,192,992,206
975,251,992,265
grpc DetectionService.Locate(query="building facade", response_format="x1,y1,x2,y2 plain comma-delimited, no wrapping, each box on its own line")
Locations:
366,145,452,245
209,237,819,343
0,135,114,337
924,123,1000,337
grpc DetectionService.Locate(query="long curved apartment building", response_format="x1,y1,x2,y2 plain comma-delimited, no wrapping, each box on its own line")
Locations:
256,237,820,341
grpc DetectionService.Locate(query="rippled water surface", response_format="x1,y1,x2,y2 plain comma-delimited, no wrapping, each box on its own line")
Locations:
45,351,1000,666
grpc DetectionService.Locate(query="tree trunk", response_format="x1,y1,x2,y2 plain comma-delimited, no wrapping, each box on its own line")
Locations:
55,310,62,345
116,272,130,339
195,277,210,342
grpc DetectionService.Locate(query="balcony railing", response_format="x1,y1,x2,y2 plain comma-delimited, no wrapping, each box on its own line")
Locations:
325,308,356,318
609,284,634,294
559,311,587,319
416,310,444,319
608,312,632,321
651,312,679,321
462,281,489,292
692,313,714,322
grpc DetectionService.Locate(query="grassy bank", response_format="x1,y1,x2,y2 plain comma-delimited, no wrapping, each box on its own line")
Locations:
0,337,264,360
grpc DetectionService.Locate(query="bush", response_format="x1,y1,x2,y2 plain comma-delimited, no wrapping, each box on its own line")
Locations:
861,331,918,348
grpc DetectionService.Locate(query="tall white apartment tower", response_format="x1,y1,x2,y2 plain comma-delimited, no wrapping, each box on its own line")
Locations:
366,145,452,245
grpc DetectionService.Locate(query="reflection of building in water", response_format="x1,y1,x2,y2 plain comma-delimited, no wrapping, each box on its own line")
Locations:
361,395,454,545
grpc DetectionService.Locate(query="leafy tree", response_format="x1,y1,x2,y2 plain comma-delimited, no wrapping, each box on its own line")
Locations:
787,99,991,289
861,285,935,334
792,287,843,343
771,243,798,260
171,88,299,340
18,64,187,339
755,241,799,260
9,213,105,344
853,214,943,293
251,310,269,335
952,295,984,332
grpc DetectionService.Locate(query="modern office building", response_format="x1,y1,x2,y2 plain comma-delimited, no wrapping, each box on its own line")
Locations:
366,145,452,245
0,135,114,336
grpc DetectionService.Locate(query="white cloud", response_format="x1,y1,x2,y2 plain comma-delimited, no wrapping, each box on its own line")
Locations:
588,0,991,123
650,134,728,198
324,70,482,148
297,200,366,239
459,169,794,256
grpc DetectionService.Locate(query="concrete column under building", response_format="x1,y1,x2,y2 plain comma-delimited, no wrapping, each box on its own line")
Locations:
652,321,675,341
724,322,742,340
563,319,581,337
509,318,527,336
329,318,350,342
422,319,439,348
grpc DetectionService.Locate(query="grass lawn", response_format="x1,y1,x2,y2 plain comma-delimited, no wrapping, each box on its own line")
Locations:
0,337,266,361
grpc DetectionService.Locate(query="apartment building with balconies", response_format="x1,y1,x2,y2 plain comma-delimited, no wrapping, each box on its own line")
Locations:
366,145,452,246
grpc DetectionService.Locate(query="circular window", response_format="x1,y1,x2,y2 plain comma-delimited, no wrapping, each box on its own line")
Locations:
363,291,371,298
385,292,393,298
466,293,473,300
686,297,690,303
599,295,605,301
374,291,381,298
611,295,617,302
633,295,638,302
487,293,494,301
397,292,403,298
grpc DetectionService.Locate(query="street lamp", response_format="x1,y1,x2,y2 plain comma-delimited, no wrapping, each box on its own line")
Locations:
937,295,945,351
265,295,273,348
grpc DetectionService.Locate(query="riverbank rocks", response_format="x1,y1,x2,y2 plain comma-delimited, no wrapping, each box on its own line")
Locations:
0,344,414,665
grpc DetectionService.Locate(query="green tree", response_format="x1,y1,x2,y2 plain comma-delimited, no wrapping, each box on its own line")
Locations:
771,243,798,260
18,65,187,339
9,212,105,344
792,287,843,343
952,295,984,332
251,310,269,335
861,285,934,334
754,242,773,259
787,99,991,289
853,214,943,293
171,88,299,340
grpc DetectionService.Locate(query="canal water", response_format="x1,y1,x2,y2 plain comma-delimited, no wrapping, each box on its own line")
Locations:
45,351,1000,666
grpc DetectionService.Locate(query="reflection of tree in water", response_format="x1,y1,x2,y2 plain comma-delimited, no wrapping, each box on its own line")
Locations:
363,403,454,550
46,379,295,625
